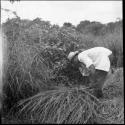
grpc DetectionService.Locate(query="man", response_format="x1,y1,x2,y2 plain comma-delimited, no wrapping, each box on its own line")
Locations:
68,47,112,98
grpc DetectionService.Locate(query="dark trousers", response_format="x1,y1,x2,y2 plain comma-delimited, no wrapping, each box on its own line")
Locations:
89,69,108,98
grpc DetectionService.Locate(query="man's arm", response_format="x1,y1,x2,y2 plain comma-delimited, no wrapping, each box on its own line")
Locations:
78,52,96,75
88,64,95,74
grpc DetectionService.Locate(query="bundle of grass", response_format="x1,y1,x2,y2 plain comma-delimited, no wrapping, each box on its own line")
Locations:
102,68,123,99
14,86,104,124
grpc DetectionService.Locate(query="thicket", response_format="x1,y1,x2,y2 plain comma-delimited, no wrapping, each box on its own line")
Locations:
2,17,123,124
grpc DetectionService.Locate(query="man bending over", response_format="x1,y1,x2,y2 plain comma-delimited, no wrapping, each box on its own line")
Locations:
68,47,112,98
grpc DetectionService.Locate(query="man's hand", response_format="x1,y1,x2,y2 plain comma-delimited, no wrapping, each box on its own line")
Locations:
88,64,95,75
79,63,90,76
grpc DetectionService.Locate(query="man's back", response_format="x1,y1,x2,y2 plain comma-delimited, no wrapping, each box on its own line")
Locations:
79,47,112,59
78,47,112,71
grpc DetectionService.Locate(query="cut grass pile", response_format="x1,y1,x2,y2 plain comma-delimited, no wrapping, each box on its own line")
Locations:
12,86,102,124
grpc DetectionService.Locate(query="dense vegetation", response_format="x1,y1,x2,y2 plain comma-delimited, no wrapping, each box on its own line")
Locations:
2,17,123,124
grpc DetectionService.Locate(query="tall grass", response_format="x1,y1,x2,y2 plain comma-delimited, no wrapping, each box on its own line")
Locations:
95,31,123,67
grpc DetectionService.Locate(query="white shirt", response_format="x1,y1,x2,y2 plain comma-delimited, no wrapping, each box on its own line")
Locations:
78,47,112,72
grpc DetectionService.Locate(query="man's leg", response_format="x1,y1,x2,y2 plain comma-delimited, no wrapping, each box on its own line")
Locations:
88,70,97,87
89,70,108,98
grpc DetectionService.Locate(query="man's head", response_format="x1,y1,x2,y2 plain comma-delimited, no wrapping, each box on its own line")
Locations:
67,50,83,67
67,49,85,63
67,51,79,62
